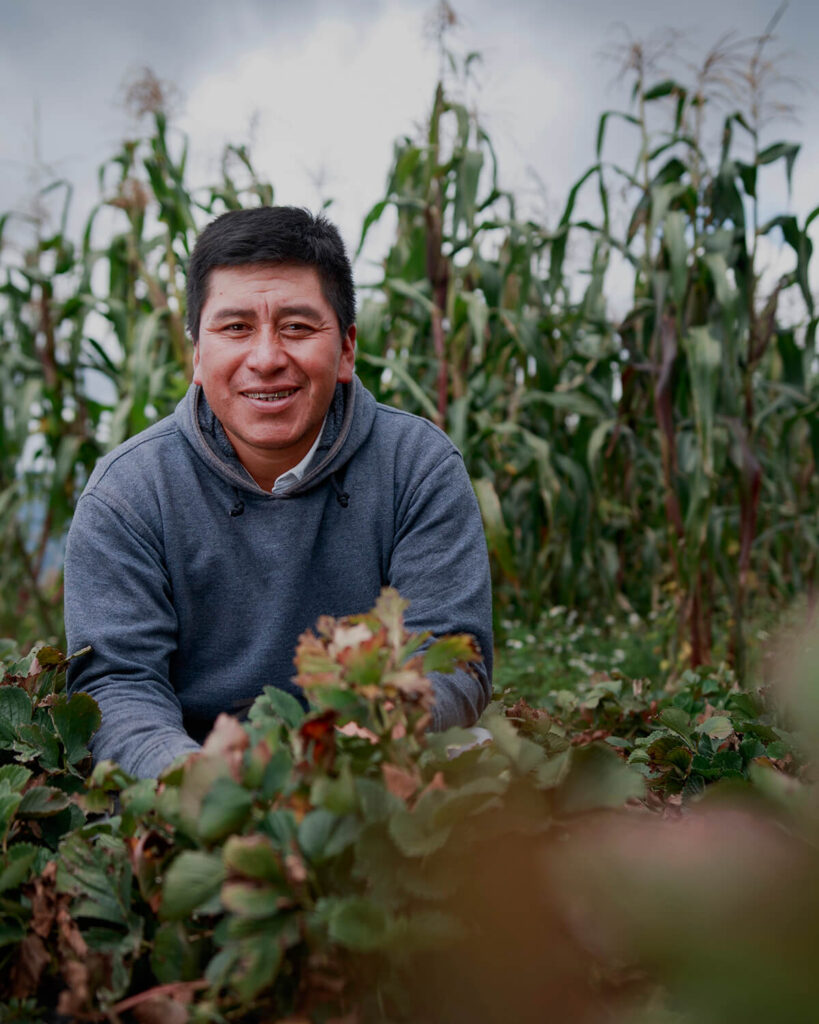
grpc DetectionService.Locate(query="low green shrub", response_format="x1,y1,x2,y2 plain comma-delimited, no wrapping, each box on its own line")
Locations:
0,592,811,1022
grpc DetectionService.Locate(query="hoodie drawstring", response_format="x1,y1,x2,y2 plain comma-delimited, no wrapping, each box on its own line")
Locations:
229,488,245,517
330,471,350,508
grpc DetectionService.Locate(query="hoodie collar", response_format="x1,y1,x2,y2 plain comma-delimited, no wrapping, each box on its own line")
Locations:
175,375,376,497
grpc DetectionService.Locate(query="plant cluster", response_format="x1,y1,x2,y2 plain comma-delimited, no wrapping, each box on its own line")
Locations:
1,23,816,674
0,590,813,1022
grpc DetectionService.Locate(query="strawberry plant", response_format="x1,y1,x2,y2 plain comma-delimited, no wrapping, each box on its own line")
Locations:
0,590,811,1021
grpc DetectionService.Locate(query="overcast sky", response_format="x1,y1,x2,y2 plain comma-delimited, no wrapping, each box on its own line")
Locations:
2,0,818,282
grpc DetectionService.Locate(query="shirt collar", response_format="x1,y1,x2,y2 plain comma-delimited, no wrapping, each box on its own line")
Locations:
271,413,328,494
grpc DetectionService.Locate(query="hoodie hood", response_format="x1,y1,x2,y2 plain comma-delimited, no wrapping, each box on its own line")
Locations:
174,374,378,497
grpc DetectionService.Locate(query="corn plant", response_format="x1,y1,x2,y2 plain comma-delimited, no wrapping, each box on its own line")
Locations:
539,22,818,669
0,74,275,642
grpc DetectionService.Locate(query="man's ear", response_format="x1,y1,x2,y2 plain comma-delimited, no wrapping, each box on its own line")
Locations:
192,342,201,385
337,325,356,384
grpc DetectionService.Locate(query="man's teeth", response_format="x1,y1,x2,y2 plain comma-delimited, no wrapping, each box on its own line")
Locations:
244,389,297,401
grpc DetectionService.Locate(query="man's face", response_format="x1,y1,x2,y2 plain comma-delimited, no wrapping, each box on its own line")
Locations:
193,263,356,487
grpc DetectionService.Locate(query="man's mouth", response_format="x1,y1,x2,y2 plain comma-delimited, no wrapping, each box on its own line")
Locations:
242,388,299,402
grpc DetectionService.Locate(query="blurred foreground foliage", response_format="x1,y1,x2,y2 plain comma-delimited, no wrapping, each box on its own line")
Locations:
0,19,817,671
0,588,815,1023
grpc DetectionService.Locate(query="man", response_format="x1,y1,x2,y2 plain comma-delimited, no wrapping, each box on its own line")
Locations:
64,206,492,778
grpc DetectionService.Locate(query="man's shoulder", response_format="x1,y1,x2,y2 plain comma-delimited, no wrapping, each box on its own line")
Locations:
371,402,459,459
86,415,183,493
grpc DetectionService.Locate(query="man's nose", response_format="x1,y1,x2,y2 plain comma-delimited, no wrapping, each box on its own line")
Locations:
246,326,288,374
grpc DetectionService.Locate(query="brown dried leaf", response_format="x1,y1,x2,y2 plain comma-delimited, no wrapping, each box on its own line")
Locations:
285,850,308,885
28,860,57,939
337,720,379,743
132,995,190,1024
56,904,88,961
417,771,447,801
56,959,91,1018
330,622,374,655
381,763,420,801
299,710,338,770
10,934,50,998
202,713,249,780
113,980,207,1019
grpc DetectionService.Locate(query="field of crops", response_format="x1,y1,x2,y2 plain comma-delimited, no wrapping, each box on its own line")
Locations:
0,19,817,1022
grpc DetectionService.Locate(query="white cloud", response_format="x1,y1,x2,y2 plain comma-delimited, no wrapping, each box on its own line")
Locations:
181,3,438,257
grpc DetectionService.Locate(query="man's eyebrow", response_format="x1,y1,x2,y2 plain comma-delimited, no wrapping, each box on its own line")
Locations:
206,307,257,322
277,304,325,321
205,304,326,322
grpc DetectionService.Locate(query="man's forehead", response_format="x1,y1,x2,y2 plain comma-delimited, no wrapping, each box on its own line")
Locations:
202,263,324,302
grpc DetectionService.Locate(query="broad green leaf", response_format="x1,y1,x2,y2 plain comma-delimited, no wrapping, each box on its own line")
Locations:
57,833,135,928
151,922,201,984
0,919,26,947
51,692,101,765
0,843,39,893
160,850,226,921
658,707,694,743
0,765,32,790
683,326,721,477
221,882,283,918
423,634,480,674
0,784,23,840
254,686,306,729
198,777,253,843
472,477,516,579
0,687,32,741
328,896,391,951
18,786,70,817
223,835,284,883
556,744,644,814
696,716,734,741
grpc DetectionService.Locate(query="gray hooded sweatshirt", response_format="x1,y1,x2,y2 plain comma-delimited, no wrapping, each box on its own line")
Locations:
64,376,493,778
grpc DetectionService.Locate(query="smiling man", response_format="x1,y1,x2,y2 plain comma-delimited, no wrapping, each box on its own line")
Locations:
64,206,493,778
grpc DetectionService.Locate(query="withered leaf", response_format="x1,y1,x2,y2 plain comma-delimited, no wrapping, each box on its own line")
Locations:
10,934,50,998
381,763,420,801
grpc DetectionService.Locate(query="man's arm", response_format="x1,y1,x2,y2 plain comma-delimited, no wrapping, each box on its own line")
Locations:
387,447,493,730
64,491,201,778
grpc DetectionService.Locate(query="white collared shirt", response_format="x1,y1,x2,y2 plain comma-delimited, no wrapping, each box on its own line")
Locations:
271,414,328,494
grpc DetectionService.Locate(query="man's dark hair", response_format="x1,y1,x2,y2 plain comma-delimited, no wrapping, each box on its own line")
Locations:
186,206,356,340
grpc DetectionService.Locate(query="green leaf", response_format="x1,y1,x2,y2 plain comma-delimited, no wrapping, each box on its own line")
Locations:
151,922,201,984
17,786,70,818
0,765,32,790
328,896,391,951
423,634,479,674
57,833,135,928
696,716,734,741
51,692,101,764
0,843,39,893
0,783,23,840
255,686,306,729
556,744,644,814
0,687,32,741
657,708,694,744
472,477,516,579
260,748,294,800
0,918,26,947
223,835,284,884
232,936,283,1003
299,809,360,863
198,777,253,843
160,850,226,921
221,882,283,918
